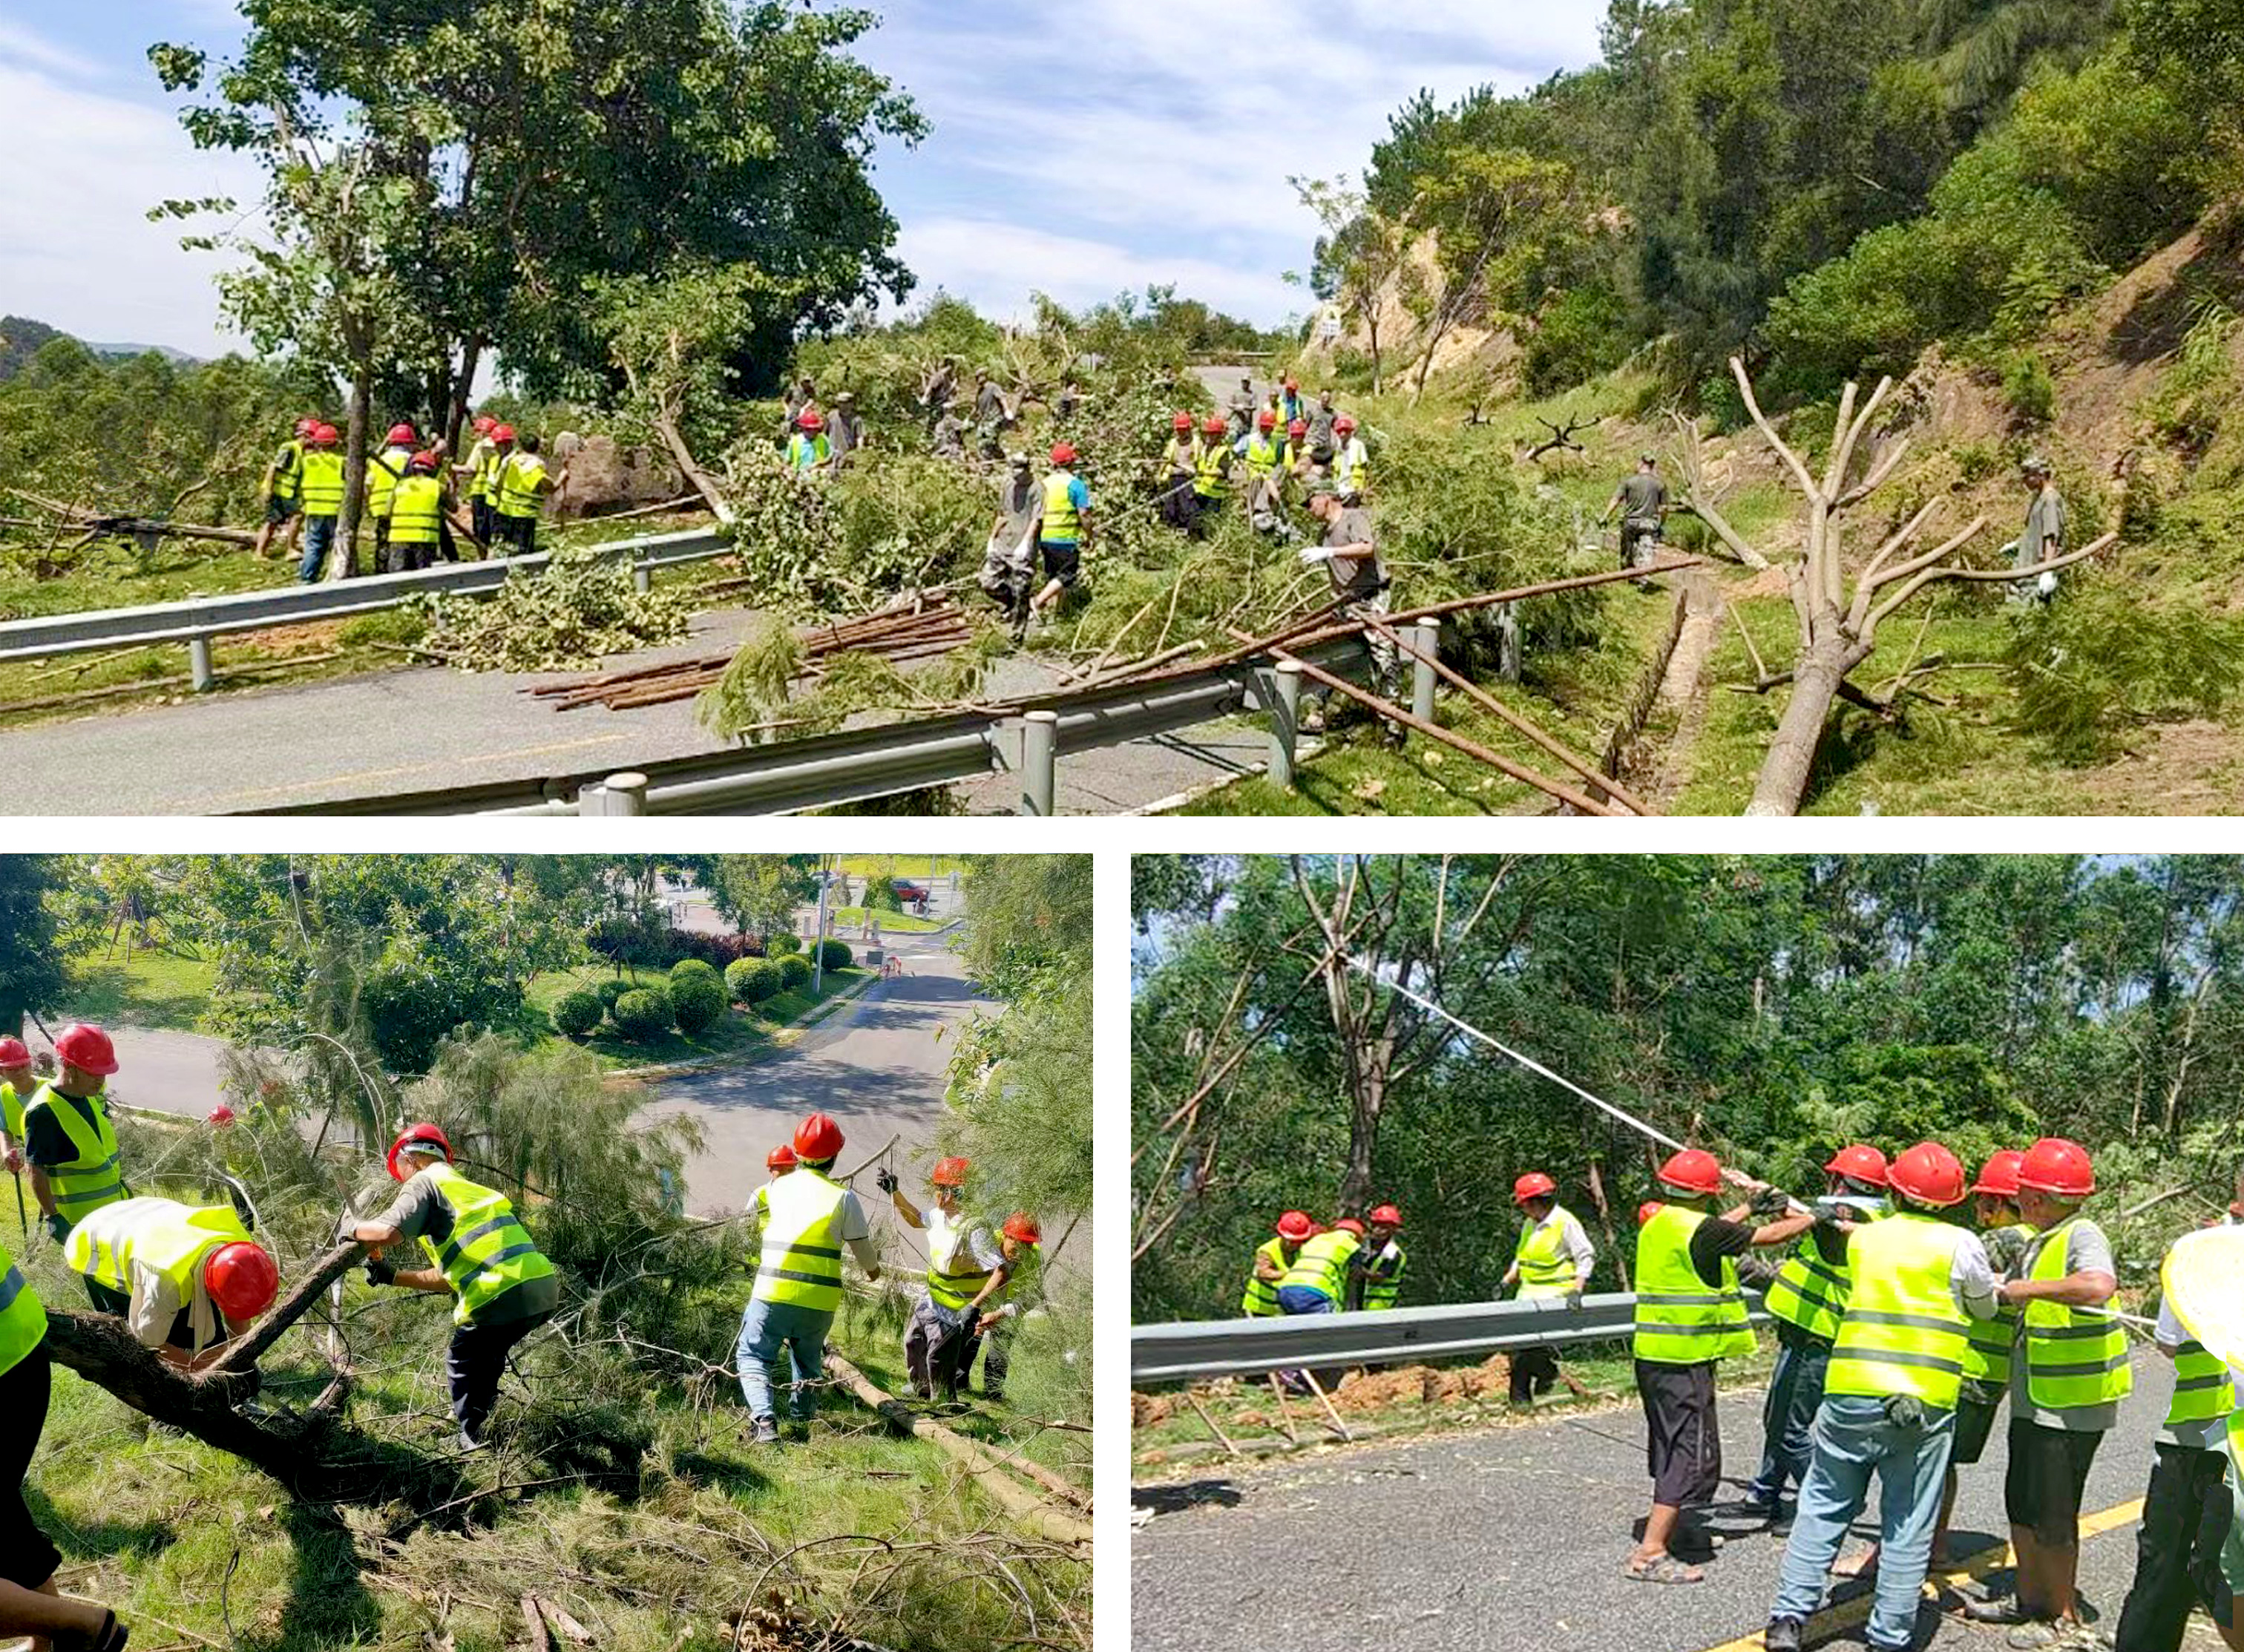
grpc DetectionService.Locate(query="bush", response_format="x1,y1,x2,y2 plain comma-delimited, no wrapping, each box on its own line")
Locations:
1522,284,1632,397
865,880,907,914
2002,350,2056,427
767,932,802,956
552,989,604,1039
725,957,772,1003
671,957,720,988
817,939,853,971
670,971,726,1036
611,988,672,1043
778,954,813,989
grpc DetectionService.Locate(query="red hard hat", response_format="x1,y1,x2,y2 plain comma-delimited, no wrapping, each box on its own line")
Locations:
1201,415,1227,436
492,424,516,442
932,1155,970,1187
207,1104,237,1127
386,422,417,445
203,1242,279,1322
473,415,496,434
799,411,825,432
794,1111,845,1161
1288,419,1308,439
310,425,338,445
767,1144,797,1171
55,1023,119,1076
1050,442,1077,465
1824,1144,1890,1187
1370,1203,1402,1228
1637,1200,1664,1226
295,417,319,437
0,1036,29,1066
407,450,439,473
1972,1150,2027,1199
1172,412,1194,431
1003,1212,1042,1245
1258,410,1277,430
1276,1210,1314,1242
1333,1217,1366,1236
1284,377,1299,390
1335,415,1358,432
1657,1149,1723,1196
1887,1141,1967,1207
2018,1137,2095,1196
387,1122,453,1181
1513,1172,1557,1204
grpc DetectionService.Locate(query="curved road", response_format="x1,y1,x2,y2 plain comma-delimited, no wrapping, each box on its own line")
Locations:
1135,1351,2199,1652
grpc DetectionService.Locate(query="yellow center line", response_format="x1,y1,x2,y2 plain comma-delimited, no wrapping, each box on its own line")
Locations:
1694,1496,2146,1652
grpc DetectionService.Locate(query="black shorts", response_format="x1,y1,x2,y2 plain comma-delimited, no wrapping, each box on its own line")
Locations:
1040,542,1081,587
1952,1393,2002,1466
2005,1417,2103,1545
1638,1358,1722,1508
266,494,299,525
0,1342,62,1590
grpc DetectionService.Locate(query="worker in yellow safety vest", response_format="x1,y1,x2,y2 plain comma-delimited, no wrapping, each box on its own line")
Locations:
1244,410,1293,534
1505,1172,1594,1403
885,1153,1002,1402
492,430,565,556
1244,1210,1315,1317
65,1195,279,1369
741,1112,880,1444
1031,442,1092,622
1627,1148,1811,1584
341,1123,560,1451
295,422,347,583
765,1144,797,1184
787,410,834,476
1189,414,1233,539
1359,1203,1407,1311
1278,1216,1363,1315
963,1213,1042,1403
1747,1144,1892,1525
384,452,455,572
1961,1137,2130,1640
1762,1143,1998,1652
462,418,508,547
252,416,315,561
21,1024,131,1256
1331,415,1370,502
0,1036,35,1180
366,421,418,570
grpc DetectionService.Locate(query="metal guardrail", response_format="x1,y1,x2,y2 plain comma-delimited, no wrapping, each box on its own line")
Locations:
0,527,732,681
1131,1288,1772,1385
244,629,1400,817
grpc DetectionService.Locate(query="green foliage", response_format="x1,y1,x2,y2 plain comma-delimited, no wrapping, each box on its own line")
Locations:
669,957,718,986
767,931,803,956
415,548,696,672
863,879,906,914
2004,581,2244,761
2148,298,2238,450
551,987,603,1038
594,976,634,1012
2002,349,2057,425
0,854,67,1029
609,987,671,1042
726,956,781,1003
1522,285,1633,396
816,939,853,971
778,954,813,989
667,969,725,1035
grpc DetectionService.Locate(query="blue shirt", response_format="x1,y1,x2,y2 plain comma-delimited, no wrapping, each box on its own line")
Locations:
1043,476,1092,545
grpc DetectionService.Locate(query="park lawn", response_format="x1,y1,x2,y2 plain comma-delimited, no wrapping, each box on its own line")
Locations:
834,856,969,879
826,905,945,933
524,962,872,1069
59,948,219,1032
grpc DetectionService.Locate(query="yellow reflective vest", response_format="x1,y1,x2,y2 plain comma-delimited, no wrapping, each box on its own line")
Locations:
1193,437,1233,501
0,1239,46,1380
1633,1203,1755,1363
1,1079,24,1144
389,475,445,546
24,1084,128,1227
417,1163,554,1326
1242,1236,1290,1317
1245,433,1286,479
464,436,499,502
298,449,346,517
1515,1207,1581,1299
1042,471,1083,545
1279,1228,1359,1303
494,453,550,519
2160,1242,2236,1429
1362,1241,1407,1311
925,1209,998,1312
751,1166,851,1314
66,1196,257,1351
1766,1230,1854,1343
2020,1219,2132,1410
1825,1212,1973,1409
1962,1222,2032,1383
367,445,413,519
270,438,304,504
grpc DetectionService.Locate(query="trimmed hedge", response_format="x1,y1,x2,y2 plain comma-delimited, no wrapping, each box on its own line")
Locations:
671,971,726,1035
552,989,604,1039
671,957,721,986
778,954,812,989
817,939,853,971
729,957,783,1003
767,932,802,957
595,977,634,1012
611,988,672,1042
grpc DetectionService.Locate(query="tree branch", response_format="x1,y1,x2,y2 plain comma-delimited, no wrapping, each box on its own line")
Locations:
1731,356,1817,500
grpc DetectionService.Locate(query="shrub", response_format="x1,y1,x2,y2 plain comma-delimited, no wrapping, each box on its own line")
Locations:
778,954,813,989
670,971,726,1036
2001,350,2056,427
865,880,907,914
552,989,603,1039
1522,284,1631,397
817,939,853,971
611,989,672,1042
671,957,720,988
595,977,634,1011
767,932,802,956
725,957,770,1003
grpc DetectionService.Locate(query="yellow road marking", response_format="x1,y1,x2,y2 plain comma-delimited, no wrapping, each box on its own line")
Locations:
207,732,634,805
1694,1497,2146,1652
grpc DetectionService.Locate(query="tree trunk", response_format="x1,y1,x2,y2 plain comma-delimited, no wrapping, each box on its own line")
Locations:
1746,630,1870,817
447,335,484,456
1339,1031,1393,1216
334,361,373,580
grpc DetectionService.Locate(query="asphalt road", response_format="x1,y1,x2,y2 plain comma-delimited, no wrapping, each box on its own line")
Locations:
1133,1351,2205,1652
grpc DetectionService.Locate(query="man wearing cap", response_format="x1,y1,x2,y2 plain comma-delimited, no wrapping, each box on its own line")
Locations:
65,1195,279,1371
493,430,564,555
1762,1143,2000,1652
981,454,1043,640
964,1213,1042,1403
1228,374,1257,439
763,1144,797,1185
385,452,454,573
826,393,864,471
1189,416,1233,538
296,424,347,581
366,421,418,570
932,400,968,460
1745,1145,1892,1530
882,1155,1000,1401
342,1123,560,1450
1244,1211,1315,1317
1964,1137,2128,1645
1628,1149,1812,1585
1601,453,1670,575
738,1112,879,1444
1278,1216,1365,1317
459,415,500,546
22,1024,131,1252
1505,1173,1595,1404
973,370,1010,458
1244,411,1294,534
1331,416,1371,503
786,410,833,476
0,1038,36,1179
1306,389,1341,474
1302,488,1405,745
2012,456,2067,603
1033,444,1092,622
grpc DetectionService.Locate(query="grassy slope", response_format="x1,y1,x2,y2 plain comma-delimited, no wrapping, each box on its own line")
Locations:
59,947,218,1032
834,856,970,879
522,963,873,1069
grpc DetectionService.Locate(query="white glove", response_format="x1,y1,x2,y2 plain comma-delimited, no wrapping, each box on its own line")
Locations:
1298,545,1333,566
2036,571,2058,597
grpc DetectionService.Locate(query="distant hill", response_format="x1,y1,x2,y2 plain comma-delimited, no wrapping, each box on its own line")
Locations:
1,314,200,382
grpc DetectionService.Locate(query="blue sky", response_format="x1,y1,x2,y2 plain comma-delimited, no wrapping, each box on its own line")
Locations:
0,1,1605,358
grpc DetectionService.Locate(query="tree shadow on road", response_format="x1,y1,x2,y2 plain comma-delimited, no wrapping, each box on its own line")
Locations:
1133,1479,1244,1517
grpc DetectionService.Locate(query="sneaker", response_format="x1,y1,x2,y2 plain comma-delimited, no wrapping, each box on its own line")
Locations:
456,1429,487,1453
1965,1599,2033,1627
2005,1624,2061,1650
1763,1616,1803,1652
751,1417,781,1446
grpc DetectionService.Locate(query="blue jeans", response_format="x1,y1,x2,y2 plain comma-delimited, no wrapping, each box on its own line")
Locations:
298,514,337,581
1276,1285,1334,1315
1774,1394,1957,1651
735,1297,833,1423
1749,1333,1832,1504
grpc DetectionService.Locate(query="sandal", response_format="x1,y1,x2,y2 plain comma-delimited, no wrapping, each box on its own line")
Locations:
1623,1555,1706,1585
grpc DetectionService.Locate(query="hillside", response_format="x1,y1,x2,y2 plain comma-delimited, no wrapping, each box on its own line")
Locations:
1,314,200,381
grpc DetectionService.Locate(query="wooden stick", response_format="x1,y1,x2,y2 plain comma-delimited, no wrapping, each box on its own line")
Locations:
1184,1391,1246,1460
1728,602,1768,682
1297,1367,1353,1443
1264,1374,1302,1444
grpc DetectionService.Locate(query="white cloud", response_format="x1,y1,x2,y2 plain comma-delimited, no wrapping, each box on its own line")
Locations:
892,217,1299,326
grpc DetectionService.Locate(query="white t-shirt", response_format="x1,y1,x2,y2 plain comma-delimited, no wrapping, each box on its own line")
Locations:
926,1205,1002,1275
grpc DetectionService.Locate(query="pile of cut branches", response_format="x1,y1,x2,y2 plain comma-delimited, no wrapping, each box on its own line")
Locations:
413,548,698,672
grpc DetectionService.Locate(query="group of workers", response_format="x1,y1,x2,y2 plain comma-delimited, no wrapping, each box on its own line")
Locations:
252,413,566,580
1242,1205,1408,1323
1156,378,1371,541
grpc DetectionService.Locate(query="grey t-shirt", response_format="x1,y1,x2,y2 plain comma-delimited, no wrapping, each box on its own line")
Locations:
1325,505,1385,599
1617,473,1668,524
994,476,1041,560
2018,485,2067,569
374,1167,560,1325
2010,1218,2119,1431
827,408,859,459
974,381,1005,423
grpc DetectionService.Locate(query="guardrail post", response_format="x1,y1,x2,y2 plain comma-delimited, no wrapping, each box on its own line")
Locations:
633,563,652,595
1019,711,1057,817
585,772,649,816
1268,658,1303,789
1410,620,1440,723
187,635,215,693
1496,601,1522,683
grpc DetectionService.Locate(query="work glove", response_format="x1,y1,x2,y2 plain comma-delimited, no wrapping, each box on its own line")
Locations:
876,1168,899,1194
43,1212,70,1245
363,1256,397,1288
1297,545,1333,566
1882,1394,1926,1430
1750,1185,1792,1219
1565,1289,1584,1309
335,1213,363,1246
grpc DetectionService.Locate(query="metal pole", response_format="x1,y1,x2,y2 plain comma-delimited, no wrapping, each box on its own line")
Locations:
633,563,652,595
1020,709,1057,816
584,772,648,816
1410,620,1440,723
188,635,215,692
1268,659,1303,789
813,857,831,993
1497,601,1522,683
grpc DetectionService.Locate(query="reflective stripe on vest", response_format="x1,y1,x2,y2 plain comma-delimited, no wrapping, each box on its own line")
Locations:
1,1081,24,1144
1242,1236,1287,1317
1633,1203,1755,1363
1363,1242,1406,1311
298,449,346,516
1962,1223,2031,1382
2022,1219,2132,1409
1765,1233,1852,1342
0,1244,45,1380
472,442,505,501
1334,440,1369,494
1825,1212,1972,1408
390,476,444,545
416,1164,554,1325
1516,1209,1580,1298
1280,1229,1359,1302
275,439,305,502
1193,440,1230,499
1246,435,1285,479
367,447,410,517
27,1086,127,1222
753,1167,850,1312
2167,1340,2236,1429
927,1211,997,1311
495,453,548,519
1042,471,1083,544
64,1198,255,1343
787,434,831,473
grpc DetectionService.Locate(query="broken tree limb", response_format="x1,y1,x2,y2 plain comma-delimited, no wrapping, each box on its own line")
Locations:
823,1354,1091,1546
1666,416,1771,571
216,1240,367,1374
1527,415,1592,463
650,405,737,526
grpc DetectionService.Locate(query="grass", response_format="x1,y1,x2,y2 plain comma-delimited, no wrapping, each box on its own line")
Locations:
522,963,873,1069
834,856,969,880
825,906,946,933
58,947,218,1032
